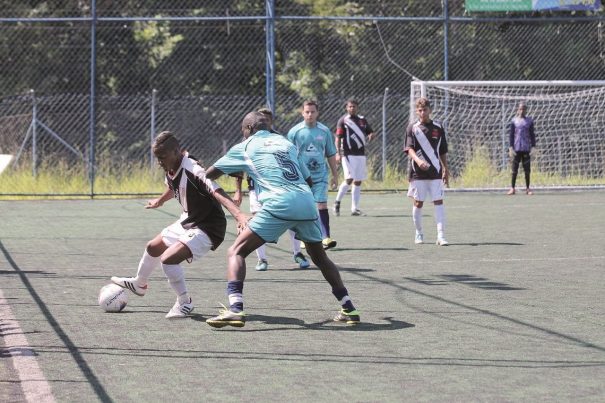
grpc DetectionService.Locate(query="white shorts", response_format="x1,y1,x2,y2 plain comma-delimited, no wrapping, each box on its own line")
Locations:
407,179,445,202
161,220,213,261
342,155,367,181
249,189,262,214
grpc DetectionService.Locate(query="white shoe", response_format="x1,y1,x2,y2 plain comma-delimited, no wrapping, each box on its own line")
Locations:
165,298,194,319
414,233,424,244
111,276,148,296
436,238,449,246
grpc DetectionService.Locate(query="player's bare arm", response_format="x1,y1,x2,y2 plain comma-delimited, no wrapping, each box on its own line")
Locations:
328,155,339,189
407,149,430,171
440,153,449,187
145,187,174,209
233,175,243,207
204,166,224,181
334,136,342,164
212,187,250,234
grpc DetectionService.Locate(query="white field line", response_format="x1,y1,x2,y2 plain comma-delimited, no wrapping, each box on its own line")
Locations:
0,288,55,403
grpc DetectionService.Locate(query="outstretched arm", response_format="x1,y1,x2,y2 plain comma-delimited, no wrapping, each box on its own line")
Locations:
205,166,225,181
145,186,174,209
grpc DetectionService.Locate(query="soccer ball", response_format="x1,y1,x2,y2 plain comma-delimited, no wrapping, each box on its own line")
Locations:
98,283,128,312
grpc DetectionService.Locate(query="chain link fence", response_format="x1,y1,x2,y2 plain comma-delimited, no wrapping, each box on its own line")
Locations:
1,1,604,196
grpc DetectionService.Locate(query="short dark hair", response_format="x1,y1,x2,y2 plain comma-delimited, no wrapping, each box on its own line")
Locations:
257,107,273,118
242,111,270,134
153,131,179,151
346,98,359,107
302,99,318,110
415,97,431,109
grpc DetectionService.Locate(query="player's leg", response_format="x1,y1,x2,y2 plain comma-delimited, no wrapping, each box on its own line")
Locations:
207,210,279,328
299,221,359,324
250,193,269,270
315,182,337,250
334,157,353,216
521,152,532,194
160,227,213,318
111,232,166,296
255,244,268,271
407,180,426,244
289,230,310,269
351,180,362,215
509,153,522,195
429,179,448,246
350,156,367,215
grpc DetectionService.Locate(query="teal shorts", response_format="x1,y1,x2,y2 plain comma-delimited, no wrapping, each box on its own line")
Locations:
248,208,323,243
311,180,328,204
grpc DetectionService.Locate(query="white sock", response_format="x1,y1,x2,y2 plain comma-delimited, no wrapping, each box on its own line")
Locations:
290,230,301,254
352,185,361,211
162,263,188,301
255,243,267,260
413,206,423,234
434,204,446,239
336,182,350,202
135,250,160,285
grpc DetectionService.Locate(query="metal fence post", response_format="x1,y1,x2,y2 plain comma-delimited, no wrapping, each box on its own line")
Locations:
150,88,157,169
30,89,37,178
382,87,388,180
88,0,98,198
265,0,275,112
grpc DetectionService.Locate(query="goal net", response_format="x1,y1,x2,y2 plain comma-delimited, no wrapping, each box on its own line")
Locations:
410,81,605,189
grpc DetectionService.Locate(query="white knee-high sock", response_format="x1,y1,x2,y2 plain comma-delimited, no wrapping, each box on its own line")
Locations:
162,263,189,303
336,182,350,202
434,204,446,239
412,206,423,233
255,243,267,260
352,185,361,211
289,230,301,254
135,250,160,285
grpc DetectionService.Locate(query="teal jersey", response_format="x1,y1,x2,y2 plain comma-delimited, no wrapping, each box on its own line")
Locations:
213,130,317,221
287,121,337,183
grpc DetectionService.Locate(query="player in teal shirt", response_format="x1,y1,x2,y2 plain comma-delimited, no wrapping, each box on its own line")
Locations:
203,111,360,328
287,99,339,250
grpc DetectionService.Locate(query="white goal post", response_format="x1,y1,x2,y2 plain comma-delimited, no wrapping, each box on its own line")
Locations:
410,80,605,189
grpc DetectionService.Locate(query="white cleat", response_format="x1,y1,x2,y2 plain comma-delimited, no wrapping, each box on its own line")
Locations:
111,276,148,296
436,238,449,246
165,298,194,319
414,233,424,244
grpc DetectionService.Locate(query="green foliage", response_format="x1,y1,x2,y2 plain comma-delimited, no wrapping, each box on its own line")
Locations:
455,145,505,188
133,21,184,69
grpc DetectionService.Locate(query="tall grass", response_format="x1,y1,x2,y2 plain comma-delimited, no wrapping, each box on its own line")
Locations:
1,151,604,199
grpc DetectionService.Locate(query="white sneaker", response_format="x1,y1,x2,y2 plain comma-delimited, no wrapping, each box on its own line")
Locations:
111,276,148,296
165,298,194,319
436,238,449,246
414,232,424,244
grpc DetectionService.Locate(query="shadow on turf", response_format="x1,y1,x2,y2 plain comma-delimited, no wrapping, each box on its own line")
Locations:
328,247,409,252
190,313,414,331
405,274,526,291
452,242,524,246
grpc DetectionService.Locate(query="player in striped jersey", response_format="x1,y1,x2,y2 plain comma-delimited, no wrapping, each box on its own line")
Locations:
404,97,450,246
333,98,376,216
111,131,244,319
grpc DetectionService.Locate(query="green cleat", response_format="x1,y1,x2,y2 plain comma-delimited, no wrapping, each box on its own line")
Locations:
206,308,246,328
333,309,360,324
